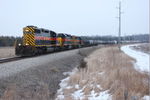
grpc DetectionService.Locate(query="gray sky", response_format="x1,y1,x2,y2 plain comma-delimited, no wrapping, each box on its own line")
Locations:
0,0,149,36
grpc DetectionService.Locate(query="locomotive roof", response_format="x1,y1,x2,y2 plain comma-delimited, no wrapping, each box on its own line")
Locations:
26,25,37,28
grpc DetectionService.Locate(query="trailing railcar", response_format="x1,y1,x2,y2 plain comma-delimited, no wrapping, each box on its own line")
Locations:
56,33,81,50
57,33,71,49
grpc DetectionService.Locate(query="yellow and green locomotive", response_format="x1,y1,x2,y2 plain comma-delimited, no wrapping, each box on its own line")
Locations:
15,26,83,56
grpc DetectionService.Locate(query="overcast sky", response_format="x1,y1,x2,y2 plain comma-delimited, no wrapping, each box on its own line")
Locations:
0,0,149,36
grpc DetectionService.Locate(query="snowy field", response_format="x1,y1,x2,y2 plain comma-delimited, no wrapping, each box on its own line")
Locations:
121,44,149,73
121,44,150,100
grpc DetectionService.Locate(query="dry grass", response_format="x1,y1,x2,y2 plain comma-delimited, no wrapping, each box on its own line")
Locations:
0,47,15,58
57,46,149,100
0,83,51,100
132,43,150,54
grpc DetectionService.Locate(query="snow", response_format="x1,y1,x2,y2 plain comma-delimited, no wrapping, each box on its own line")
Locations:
121,44,150,72
98,72,105,75
89,90,112,100
75,84,79,89
72,89,85,100
57,95,64,100
56,76,70,100
56,68,112,100
71,85,112,100
59,77,70,89
66,86,73,89
97,85,103,90
56,69,77,100
121,44,150,100
63,72,72,76
142,96,150,100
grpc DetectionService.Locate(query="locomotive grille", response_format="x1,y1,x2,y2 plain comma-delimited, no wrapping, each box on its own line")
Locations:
23,27,35,46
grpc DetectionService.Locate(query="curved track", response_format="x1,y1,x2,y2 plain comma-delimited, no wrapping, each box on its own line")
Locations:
0,45,99,64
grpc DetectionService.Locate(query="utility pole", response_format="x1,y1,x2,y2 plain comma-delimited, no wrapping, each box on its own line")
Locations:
149,0,150,97
118,1,122,50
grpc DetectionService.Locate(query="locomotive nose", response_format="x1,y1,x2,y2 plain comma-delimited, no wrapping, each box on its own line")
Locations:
23,27,35,46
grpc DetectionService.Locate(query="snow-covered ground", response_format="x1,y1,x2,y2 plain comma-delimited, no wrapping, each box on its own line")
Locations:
142,96,150,100
121,44,149,72
121,44,150,100
56,45,149,100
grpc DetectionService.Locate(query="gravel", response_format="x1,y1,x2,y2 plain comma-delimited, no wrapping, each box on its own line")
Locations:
0,48,78,78
0,46,101,100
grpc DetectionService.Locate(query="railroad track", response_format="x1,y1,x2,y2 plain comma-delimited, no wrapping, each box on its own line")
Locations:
0,57,23,64
0,50,67,64
0,51,70,64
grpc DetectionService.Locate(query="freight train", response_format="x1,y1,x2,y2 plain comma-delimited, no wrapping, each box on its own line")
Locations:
15,26,97,56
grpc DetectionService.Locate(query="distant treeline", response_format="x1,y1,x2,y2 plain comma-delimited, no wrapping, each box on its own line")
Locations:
81,34,149,43
0,36,22,47
0,34,149,47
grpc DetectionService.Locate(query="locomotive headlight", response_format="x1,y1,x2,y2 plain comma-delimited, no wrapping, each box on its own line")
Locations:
25,29,29,32
18,43,21,46
25,43,29,45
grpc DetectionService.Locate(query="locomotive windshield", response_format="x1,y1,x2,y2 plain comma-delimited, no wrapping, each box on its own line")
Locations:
34,29,41,34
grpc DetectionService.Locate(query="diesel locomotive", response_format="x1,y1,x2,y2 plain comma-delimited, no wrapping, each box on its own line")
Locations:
15,26,84,56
